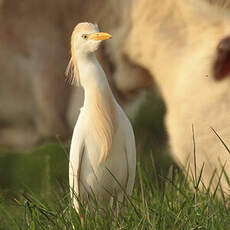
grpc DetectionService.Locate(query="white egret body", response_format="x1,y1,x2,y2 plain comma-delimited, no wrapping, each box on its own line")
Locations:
67,22,136,213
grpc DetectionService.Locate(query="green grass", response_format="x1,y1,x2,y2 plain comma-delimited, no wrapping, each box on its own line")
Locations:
0,150,230,230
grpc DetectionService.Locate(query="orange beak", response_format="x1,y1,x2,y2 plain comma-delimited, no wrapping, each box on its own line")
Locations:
88,32,112,41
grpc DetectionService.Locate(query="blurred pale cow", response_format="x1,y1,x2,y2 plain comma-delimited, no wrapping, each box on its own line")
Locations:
110,0,230,195
0,0,129,148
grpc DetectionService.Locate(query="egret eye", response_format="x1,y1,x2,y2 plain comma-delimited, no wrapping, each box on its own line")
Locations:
82,34,88,40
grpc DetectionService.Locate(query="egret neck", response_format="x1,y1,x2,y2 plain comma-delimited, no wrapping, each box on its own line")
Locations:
77,52,111,103
75,51,117,162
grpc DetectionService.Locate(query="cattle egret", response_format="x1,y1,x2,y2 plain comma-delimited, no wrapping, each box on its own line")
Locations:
66,22,136,214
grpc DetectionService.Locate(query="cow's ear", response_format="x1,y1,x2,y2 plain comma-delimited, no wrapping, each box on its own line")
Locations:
213,36,230,80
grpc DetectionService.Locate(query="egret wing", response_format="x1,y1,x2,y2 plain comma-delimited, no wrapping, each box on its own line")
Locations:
69,128,85,198
125,123,136,195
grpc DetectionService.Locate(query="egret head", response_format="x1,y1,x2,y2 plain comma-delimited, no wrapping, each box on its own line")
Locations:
66,22,112,85
71,22,112,54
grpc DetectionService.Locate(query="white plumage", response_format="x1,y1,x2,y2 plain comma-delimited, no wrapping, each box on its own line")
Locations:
67,22,136,213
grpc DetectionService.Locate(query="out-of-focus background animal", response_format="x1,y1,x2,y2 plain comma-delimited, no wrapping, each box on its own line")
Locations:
0,0,132,148
111,0,230,194
1,0,230,195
